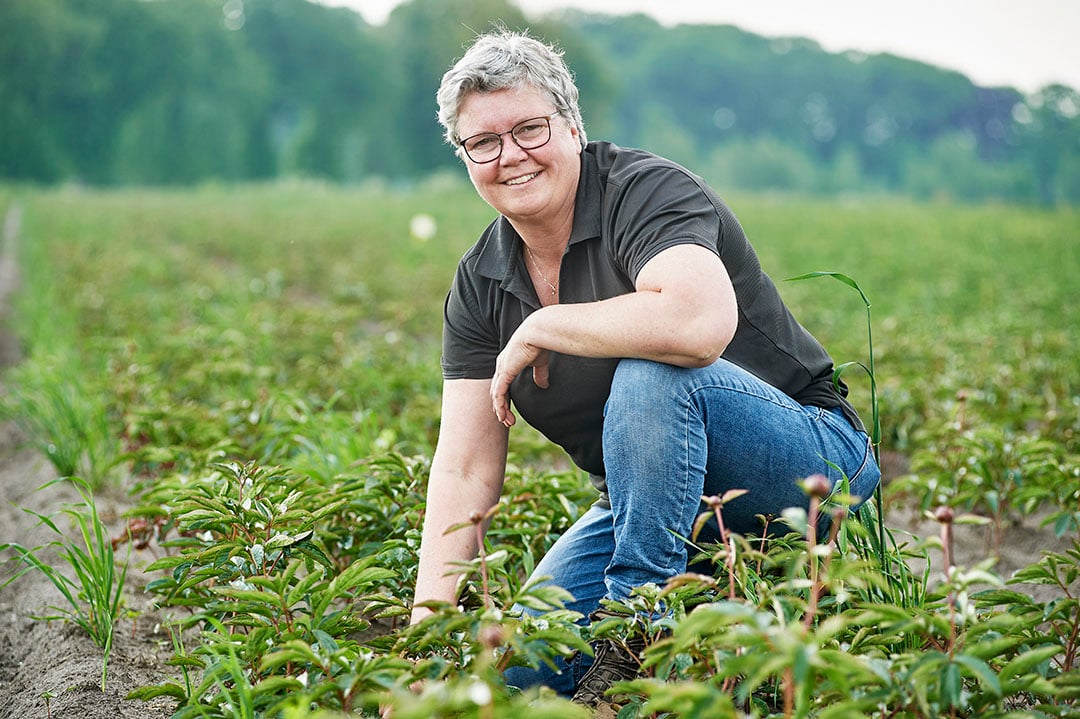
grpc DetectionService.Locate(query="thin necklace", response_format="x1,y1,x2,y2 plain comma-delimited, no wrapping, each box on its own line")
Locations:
524,245,559,297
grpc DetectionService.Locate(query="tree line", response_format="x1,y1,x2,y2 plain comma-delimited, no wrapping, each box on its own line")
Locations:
2,0,1077,203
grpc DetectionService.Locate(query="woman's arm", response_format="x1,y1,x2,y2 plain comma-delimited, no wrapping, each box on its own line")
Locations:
411,377,510,623
491,243,737,427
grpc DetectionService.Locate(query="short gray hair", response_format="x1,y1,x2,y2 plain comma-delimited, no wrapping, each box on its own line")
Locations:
436,29,587,152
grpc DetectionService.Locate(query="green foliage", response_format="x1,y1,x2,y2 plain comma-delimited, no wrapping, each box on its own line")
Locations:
2,186,1077,716
239,0,383,181
1005,542,1080,675
0,355,118,484
895,414,1080,550
2,0,1078,202
134,460,412,715
1,200,119,485
601,520,1079,718
128,457,595,717
0,477,128,691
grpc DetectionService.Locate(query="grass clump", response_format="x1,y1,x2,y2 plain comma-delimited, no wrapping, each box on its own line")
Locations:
0,477,128,690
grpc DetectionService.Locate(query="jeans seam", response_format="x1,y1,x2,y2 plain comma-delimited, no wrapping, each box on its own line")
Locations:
847,435,875,485
671,394,698,574
686,382,804,417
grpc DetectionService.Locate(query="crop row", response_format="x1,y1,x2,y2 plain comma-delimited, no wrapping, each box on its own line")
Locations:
1,184,1077,717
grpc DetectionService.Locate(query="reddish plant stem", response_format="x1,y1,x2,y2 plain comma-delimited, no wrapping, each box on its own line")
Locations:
803,494,822,631
710,499,737,601
935,506,957,655
472,515,491,609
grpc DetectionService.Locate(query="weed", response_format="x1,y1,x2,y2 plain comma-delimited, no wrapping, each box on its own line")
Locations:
40,689,57,719
1,357,118,487
788,272,883,550
0,477,128,690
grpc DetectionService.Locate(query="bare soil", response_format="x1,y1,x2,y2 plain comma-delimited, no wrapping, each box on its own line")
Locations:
0,207,1071,718
0,441,178,719
0,206,176,718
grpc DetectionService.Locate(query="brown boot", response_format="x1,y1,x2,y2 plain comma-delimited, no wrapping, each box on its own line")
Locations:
570,633,646,709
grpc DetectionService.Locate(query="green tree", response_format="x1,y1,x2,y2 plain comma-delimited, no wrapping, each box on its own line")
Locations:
902,131,1038,202
0,0,99,180
111,0,270,184
371,0,530,177
1021,84,1080,204
0,0,1074,202
242,0,380,181
705,136,820,193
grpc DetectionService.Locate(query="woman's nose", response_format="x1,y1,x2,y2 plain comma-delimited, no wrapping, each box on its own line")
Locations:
499,137,529,164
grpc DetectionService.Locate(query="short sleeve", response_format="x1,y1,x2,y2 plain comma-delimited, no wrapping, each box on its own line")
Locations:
440,261,500,380
605,164,722,282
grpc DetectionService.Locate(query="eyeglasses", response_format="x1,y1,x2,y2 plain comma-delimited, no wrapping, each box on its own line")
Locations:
458,114,558,164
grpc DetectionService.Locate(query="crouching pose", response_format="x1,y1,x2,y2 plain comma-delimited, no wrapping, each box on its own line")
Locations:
410,28,881,708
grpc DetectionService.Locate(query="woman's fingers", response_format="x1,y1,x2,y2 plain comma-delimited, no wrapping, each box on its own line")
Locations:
491,343,550,426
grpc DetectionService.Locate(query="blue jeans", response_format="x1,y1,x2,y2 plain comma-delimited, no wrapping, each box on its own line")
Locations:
504,358,880,694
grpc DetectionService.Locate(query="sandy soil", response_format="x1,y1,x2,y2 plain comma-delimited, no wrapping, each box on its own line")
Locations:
0,205,1071,718
0,206,177,718
0,442,179,719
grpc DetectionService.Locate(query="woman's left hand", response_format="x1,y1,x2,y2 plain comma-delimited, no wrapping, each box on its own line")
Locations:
491,327,550,427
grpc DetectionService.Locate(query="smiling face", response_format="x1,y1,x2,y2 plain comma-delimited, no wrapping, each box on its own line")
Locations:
455,86,582,230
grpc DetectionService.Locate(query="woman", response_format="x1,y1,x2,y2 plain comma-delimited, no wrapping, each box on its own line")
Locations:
411,29,880,707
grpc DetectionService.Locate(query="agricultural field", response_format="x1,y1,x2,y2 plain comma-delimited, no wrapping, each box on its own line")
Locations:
0,181,1077,718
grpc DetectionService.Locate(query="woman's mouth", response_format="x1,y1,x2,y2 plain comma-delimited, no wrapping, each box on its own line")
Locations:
504,171,539,186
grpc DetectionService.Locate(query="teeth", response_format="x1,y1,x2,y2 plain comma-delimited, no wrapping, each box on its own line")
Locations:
506,172,537,186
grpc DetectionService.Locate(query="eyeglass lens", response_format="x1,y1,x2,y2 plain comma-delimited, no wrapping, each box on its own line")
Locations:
462,116,552,163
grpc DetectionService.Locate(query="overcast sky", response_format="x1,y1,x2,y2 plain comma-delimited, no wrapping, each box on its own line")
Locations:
320,0,1079,94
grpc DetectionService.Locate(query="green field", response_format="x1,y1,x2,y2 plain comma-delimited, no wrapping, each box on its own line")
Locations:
2,183,1078,717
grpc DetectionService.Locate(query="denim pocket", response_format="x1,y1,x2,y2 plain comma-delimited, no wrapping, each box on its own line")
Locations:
815,407,880,502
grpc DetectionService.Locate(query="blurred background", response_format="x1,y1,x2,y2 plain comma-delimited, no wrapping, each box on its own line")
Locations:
2,0,1078,204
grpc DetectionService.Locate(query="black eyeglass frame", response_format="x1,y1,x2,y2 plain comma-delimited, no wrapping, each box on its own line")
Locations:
457,113,559,164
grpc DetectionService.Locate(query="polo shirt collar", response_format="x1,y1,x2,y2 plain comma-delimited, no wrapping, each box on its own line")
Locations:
472,147,603,297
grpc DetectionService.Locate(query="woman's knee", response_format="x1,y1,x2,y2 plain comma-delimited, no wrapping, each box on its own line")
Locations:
603,360,691,447
608,359,677,401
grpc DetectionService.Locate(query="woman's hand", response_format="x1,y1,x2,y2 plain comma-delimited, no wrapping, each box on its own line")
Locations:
491,320,550,426
488,244,738,427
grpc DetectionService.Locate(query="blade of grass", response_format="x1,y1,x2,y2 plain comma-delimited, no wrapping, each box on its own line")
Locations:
0,477,128,689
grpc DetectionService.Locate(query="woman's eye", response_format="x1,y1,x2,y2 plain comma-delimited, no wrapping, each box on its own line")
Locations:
468,136,498,151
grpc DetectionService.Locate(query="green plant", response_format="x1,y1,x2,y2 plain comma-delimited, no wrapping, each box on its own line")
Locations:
603,501,1076,718
5,185,1078,716
895,401,1079,552
1003,540,1080,677
41,689,57,719
0,477,128,690
376,565,590,718
786,271,935,617
787,273,881,538
0,356,118,487
131,461,411,715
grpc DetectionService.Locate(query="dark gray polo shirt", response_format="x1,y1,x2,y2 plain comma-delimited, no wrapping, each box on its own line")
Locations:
442,141,861,491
